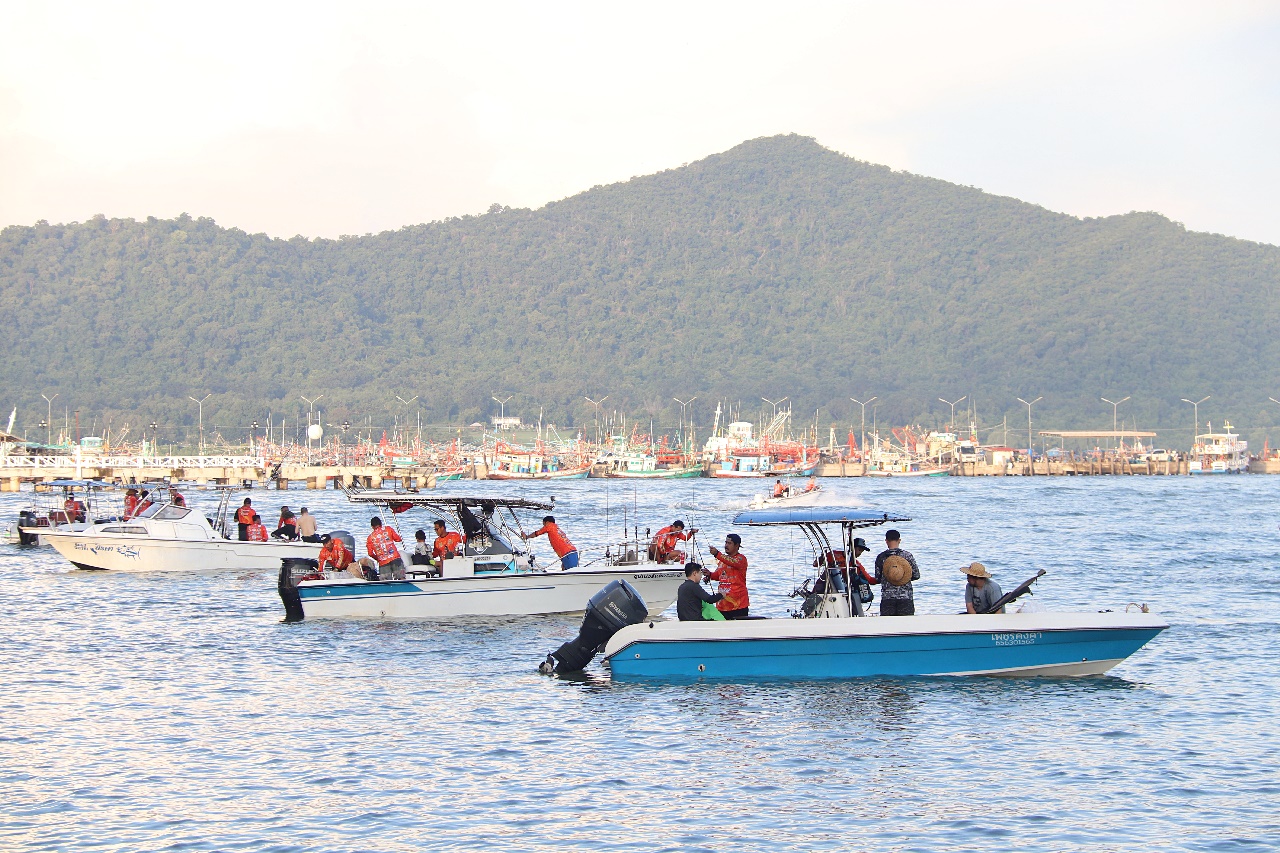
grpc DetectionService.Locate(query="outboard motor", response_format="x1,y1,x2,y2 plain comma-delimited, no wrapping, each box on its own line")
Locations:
17,511,40,546
278,557,319,623
328,529,356,555
539,580,649,674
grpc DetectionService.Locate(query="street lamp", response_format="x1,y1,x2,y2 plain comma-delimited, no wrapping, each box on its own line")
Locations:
301,395,324,460
396,395,420,444
492,395,514,430
938,395,967,432
188,394,211,454
150,421,158,457
673,396,697,450
762,396,789,420
41,393,57,445
1100,396,1130,451
1181,395,1210,450
850,396,876,459
250,420,259,453
584,395,609,444
1017,396,1042,475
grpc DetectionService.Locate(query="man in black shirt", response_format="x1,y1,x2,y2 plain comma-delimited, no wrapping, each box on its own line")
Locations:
676,563,724,621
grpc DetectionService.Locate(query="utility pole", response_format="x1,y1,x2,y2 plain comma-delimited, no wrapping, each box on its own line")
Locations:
1017,397,1042,475
850,396,876,459
189,394,211,455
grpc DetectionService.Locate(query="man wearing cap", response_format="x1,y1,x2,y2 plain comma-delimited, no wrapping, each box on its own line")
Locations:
649,520,698,564
962,562,1004,614
707,533,750,619
874,529,920,616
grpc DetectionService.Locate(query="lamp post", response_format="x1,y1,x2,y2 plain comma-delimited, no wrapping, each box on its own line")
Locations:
396,395,418,444
850,396,876,459
492,395,514,431
762,396,789,421
301,395,324,463
188,394,211,455
250,420,259,454
938,395,967,433
1181,396,1210,452
1017,396,1042,475
673,396,697,450
150,421,158,457
583,395,608,445
1101,396,1130,451
41,393,57,445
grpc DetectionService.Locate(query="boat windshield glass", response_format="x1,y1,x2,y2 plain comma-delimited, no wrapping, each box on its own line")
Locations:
135,503,163,519
153,505,191,521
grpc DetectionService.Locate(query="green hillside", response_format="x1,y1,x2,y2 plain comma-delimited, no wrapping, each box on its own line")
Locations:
3,134,1279,448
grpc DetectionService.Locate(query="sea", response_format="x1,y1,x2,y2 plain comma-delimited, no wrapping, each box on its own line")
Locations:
1,475,1277,852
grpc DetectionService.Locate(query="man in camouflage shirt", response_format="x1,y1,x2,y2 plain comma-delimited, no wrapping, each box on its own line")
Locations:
874,529,921,616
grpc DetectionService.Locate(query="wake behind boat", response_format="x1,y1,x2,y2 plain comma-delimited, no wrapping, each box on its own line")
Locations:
551,506,1167,680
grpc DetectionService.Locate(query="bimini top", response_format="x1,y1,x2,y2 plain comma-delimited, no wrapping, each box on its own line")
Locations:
345,491,554,511
44,479,114,488
732,506,912,527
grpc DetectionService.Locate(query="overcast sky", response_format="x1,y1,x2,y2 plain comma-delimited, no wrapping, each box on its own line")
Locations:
2,1,1277,244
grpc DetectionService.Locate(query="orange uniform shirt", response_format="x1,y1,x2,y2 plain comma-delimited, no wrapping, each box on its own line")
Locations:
433,531,465,561
247,522,268,541
528,522,576,558
367,527,403,566
236,505,255,525
708,550,749,612
318,539,353,571
651,525,689,557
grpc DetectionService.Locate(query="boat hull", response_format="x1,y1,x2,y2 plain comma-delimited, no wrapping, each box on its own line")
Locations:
864,467,950,477
604,611,1167,680
604,467,704,479
44,531,321,572
294,567,684,620
486,467,590,480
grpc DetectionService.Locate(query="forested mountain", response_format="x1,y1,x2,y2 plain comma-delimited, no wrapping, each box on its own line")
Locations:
3,134,1279,447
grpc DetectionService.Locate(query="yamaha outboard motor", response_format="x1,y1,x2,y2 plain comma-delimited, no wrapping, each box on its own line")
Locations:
539,580,649,673
278,557,319,623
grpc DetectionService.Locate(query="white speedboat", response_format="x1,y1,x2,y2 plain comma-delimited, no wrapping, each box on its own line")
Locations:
280,494,683,621
747,483,823,509
6,479,118,546
588,506,1166,680
43,491,320,572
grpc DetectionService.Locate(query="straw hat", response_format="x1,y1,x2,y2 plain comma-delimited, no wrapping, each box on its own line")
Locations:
882,554,913,586
960,562,991,579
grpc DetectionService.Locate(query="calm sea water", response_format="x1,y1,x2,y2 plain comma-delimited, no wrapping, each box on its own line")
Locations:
2,476,1277,852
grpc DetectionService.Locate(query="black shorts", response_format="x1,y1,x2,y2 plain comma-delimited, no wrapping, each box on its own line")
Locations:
720,608,750,620
880,598,915,616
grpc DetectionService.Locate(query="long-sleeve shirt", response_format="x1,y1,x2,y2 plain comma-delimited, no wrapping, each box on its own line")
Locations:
707,550,749,612
528,522,576,558
874,548,921,600
676,579,723,621
367,527,403,566
318,539,353,571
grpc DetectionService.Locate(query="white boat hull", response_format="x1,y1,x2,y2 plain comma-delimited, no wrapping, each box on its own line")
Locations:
293,567,684,620
45,530,321,572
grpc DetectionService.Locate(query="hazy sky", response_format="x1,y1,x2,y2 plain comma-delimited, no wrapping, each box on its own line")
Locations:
2,1,1277,244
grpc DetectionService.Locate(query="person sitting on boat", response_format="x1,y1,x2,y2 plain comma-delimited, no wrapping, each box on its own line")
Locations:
168,487,186,507
236,498,255,541
63,490,86,523
410,528,433,566
649,520,698,564
772,479,788,498
317,533,356,576
123,488,140,519
707,533,750,619
246,513,269,542
135,490,154,516
431,519,465,568
525,515,579,570
271,510,299,541
368,517,406,580
676,563,724,621
961,562,1004,614
296,507,320,543
812,537,875,593
874,529,920,616
803,477,818,493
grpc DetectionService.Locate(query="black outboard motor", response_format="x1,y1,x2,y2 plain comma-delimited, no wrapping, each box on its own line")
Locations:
539,580,649,674
17,511,40,546
328,529,356,555
278,557,319,623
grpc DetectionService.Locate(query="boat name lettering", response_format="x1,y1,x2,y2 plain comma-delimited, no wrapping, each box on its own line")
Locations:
73,542,140,559
632,572,680,579
991,632,1041,646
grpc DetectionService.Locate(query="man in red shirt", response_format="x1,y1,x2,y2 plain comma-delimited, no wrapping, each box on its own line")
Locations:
317,534,355,575
649,520,698,564
246,514,269,541
123,488,140,519
235,498,255,541
367,517,405,580
431,519,465,568
525,515,579,569
707,532,750,619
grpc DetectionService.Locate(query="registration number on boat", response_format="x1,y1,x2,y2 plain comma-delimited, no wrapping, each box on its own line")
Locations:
632,572,681,579
991,632,1042,646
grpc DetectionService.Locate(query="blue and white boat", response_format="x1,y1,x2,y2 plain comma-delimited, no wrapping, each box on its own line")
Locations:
601,506,1167,680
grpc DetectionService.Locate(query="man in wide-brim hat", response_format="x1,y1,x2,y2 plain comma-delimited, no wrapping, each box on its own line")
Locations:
874,529,920,616
962,561,1005,614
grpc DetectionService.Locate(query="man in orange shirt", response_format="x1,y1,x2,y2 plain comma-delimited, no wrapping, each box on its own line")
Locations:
123,488,140,519
367,517,405,580
649,520,698,564
707,532,750,619
772,479,788,498
235,498,256,541
431,519,465,568
525,515,579,569
246,513,269,541
317,533,355,574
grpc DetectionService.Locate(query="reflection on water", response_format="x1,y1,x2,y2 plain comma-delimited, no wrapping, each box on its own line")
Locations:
1,476,1278,851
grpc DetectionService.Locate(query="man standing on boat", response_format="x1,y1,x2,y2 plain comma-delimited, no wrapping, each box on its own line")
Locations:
235,498,255,541
650,520,698,564
525,515,579,570
707,533,750,619
874,529,920,616
367,517,406,580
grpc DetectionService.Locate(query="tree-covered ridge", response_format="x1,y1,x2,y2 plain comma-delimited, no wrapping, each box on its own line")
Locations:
2,134,1279,444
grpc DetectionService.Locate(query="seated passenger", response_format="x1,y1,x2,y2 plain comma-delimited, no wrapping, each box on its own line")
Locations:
676,563,724,621
410,529,438,575
772,479,788,498
431,519,465,568
271,511,299,540
247,514,269,542
648,520,698,564
962,562,1005,614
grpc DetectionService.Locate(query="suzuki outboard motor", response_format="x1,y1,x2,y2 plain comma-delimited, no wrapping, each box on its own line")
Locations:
278,557,319,623
539,580,649,673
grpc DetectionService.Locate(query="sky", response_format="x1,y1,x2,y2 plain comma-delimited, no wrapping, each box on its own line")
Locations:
1,1,1278,244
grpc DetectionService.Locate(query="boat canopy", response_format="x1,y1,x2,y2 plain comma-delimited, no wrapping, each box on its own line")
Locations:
732,506,911,527
345,492,554,511
44,479,114,488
